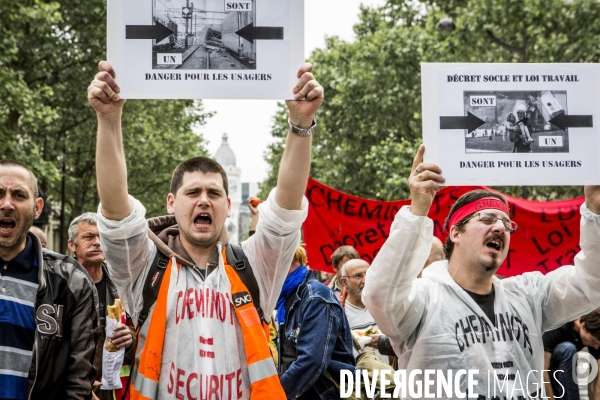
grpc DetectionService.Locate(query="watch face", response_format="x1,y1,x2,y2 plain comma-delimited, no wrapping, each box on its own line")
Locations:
229,181,237,194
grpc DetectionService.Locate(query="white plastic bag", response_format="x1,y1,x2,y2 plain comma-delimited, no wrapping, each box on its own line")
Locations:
100,317,126,390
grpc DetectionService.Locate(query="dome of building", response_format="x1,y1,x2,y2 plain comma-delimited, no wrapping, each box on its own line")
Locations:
213,133,236,167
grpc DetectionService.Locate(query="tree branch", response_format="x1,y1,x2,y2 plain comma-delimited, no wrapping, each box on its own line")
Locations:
485,29,526,54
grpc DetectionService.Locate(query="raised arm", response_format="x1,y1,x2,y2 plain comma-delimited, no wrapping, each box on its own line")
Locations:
362,146,444,346
87,61,131,221
88,62,154,319
537,185,600,331
275,63,324,210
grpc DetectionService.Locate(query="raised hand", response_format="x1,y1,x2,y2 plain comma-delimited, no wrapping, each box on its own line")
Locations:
87,61,125,119
408,145,445,216
285,63,324,128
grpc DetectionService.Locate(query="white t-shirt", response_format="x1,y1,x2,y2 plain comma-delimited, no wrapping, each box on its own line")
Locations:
345,300,390,364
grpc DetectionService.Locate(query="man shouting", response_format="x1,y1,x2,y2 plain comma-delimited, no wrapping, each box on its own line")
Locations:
363,145,600,399
88,61,323,399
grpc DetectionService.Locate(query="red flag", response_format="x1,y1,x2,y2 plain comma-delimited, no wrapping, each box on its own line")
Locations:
303,178,583,277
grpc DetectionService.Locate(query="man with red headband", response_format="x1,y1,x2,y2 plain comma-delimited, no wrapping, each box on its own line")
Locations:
363,145,600,399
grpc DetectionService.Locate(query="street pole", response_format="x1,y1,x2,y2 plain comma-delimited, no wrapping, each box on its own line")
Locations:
185,0,189,47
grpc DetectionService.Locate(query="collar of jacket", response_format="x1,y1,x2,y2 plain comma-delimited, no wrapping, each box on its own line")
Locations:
146,215,229,276
29,231,47,290
101,261,120,300
288,269,315,310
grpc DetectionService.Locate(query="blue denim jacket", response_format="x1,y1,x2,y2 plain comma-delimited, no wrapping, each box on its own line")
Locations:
278,270,356,399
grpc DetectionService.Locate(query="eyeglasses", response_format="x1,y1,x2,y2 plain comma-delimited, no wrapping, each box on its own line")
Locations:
461,212,518,234
343,272,366,280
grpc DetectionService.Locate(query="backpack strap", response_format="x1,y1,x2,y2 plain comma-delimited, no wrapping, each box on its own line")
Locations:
137,244,264,327
138,249,169,329
225,243,265,323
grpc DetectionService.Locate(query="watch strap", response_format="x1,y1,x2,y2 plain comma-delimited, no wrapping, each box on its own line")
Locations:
288,118,317,136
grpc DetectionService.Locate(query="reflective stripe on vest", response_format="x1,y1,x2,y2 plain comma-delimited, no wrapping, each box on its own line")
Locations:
222,247,287,399
130,259,174,400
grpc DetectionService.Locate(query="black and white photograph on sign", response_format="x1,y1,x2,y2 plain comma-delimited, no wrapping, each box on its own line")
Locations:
463,90,569,154
151,0,265,70
109,0,301,98
421,63,600,186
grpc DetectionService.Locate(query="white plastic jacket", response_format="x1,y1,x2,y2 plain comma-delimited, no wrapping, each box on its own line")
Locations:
363,204,600,399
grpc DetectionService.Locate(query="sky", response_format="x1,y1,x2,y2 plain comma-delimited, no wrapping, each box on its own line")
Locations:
199,0,386,183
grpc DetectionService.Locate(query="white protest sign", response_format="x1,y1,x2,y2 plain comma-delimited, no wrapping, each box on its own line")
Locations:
421,63,600,186
107,0,304,99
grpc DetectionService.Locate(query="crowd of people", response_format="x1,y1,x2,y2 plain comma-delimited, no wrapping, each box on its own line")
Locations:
1,59,600,400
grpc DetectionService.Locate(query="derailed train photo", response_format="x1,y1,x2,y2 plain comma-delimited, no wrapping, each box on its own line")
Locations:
151,0,257,70
197,0,257,69
220,6,256,66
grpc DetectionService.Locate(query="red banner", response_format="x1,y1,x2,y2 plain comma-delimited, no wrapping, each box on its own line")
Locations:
303,178,584,277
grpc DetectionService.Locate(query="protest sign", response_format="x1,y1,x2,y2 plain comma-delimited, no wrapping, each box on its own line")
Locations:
421,63,600,185
303,178,583,278
107,0,304,99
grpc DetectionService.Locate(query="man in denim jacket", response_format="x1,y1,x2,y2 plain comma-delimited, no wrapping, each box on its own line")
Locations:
277,245,356,399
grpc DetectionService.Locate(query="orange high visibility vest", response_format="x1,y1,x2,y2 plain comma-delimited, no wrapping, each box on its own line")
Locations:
129,251,286,400
222,247,286,399
130,259,174,400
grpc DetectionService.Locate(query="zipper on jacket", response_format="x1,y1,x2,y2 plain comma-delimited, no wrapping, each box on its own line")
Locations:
28,334,39,400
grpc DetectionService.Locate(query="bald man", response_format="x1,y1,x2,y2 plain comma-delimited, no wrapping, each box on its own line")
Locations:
29,226,47,248
341,259,396,363
417,236,445,278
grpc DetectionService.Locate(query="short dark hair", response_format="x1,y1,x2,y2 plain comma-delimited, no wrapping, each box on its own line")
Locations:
170,157,228,197
443,189,509,260
0,159,38,199
331,245,359,271
581,308,600,340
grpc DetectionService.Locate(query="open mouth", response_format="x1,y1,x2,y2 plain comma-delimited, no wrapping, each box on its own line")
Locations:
0,219,16,233
194,213,212,228
486,239,502,251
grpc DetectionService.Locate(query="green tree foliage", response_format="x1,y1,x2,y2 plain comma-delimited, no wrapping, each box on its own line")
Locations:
1,0,211,251
261,0,599,201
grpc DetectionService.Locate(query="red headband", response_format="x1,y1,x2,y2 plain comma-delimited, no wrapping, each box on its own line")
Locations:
449,198,510,228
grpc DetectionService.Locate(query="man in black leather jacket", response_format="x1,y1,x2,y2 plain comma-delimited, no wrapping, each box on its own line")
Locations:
0,160,98,400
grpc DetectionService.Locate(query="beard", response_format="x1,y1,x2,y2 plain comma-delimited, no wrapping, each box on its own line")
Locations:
0,208,35,249
348,285,364,298
481,252,504,273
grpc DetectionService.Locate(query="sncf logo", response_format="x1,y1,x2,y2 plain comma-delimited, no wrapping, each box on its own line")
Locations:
36,304,64,337
232,291,252,308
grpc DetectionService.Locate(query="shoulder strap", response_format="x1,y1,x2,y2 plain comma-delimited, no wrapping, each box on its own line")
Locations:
225,243,264,322
138,250,169,328
138,245,264,327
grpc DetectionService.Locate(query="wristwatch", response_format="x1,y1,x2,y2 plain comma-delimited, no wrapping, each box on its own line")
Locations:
288,118,317,136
